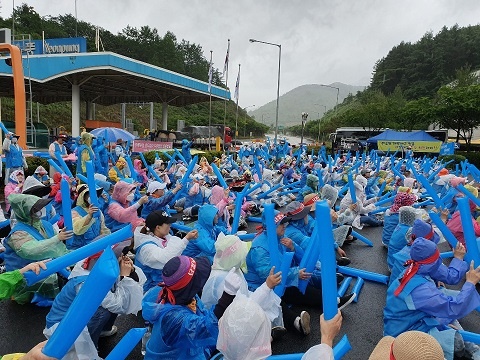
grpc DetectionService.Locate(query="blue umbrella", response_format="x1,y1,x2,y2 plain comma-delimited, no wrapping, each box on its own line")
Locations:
90,127,136,142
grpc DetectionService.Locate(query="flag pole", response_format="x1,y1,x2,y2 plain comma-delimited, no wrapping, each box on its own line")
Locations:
208,50,213,151
234,63,240,153
223,39,230,151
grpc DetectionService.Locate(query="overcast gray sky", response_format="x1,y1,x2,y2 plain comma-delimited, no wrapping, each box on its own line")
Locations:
2,1,480,109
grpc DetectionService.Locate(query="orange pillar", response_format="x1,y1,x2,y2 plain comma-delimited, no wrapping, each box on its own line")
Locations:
0,44,26,148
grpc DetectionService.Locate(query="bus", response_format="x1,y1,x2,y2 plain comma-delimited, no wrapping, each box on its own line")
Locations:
329,127,385,152
330,127,449,152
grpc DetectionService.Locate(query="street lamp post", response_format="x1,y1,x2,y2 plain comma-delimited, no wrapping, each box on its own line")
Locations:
320,84,340,113
300,112,308,145
315,104,326,142
249,38,281,145
243,104,255,137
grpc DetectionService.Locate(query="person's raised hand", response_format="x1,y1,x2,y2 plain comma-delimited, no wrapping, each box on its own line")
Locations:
266,266,282,289
298,268,312,281
223,267,242,295
453,242,466,261
58,228,73,242
320,311,343,348
119,257,134,277
19,261,48,275
280,237,295,251
337,247,347,258
139,195,149,205
466,261,480,285
21,340,56,360
185,229,198,241
87,205,99,216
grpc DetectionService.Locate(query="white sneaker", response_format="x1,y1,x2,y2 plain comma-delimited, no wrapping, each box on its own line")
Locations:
294,311,311,336
100,325,118,337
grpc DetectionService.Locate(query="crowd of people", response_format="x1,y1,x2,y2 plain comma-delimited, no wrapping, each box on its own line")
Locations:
0,133,480,360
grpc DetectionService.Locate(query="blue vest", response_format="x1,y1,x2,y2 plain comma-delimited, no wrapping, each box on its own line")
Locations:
4,221,56,271
46,275,87,328
104,200,127,232
384,275,438,336
245,232,285,291
67,206,101,250
52,143,67,165
184,185,206,208
382,212,400,246
6,144,24,168
134,241,163,293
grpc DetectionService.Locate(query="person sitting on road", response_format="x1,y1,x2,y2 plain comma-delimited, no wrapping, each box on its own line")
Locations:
339,174,382,229
133,210,198,292
446,187,480,248
245,211,356,337
384,237,480,360
381,190,417,247
182,174,208,221
4,170,24,213
387,206,418,271
4,194,72,304
104,181,147,233
69,184,110,250
201,233,284,336
142,255,241,359
183,204,221,263
140,181,182,219
389,218,442,284
33,166,51,186
108,157,130,184
44,242,145,359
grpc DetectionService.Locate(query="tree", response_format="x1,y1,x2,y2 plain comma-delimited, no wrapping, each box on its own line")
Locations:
435,84,480,151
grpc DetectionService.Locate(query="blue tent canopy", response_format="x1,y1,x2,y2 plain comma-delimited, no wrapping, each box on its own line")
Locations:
367,129,440,144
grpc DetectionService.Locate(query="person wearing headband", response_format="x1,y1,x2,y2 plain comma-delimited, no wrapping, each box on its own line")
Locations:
384,237,480,360
142,255,241,359
44,241,144,359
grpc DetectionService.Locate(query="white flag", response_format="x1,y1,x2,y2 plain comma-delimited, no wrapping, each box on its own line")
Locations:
234,67,240,101
208,61,213,93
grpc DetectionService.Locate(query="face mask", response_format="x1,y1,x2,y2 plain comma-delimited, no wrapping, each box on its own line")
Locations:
126,193,135,202
11,138,17,144
34,208,47,219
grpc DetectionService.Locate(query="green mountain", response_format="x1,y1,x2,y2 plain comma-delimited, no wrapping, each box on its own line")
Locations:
249,83,366,127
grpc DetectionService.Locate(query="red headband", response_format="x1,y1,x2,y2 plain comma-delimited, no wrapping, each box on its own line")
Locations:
158,258,196,305
288,204,305,216
274,213,286,224
304,195,320,207
394,249,440,296
410,225,434,245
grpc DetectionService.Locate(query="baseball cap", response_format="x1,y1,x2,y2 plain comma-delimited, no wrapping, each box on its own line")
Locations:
147,181,167,194
145,210,176,231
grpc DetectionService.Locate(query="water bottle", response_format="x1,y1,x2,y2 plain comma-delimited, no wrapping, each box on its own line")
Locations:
141,322,152,356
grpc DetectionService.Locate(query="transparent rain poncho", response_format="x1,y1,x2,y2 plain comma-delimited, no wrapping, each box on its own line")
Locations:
217,294,272,360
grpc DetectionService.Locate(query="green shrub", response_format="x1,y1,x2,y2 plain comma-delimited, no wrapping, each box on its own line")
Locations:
438,154,467,169
450,151,480,169
26,157,50,177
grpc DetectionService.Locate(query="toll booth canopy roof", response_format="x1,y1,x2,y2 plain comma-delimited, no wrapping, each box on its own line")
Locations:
0,52,230,106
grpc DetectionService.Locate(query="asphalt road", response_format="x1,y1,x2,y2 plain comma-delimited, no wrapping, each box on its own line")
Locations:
1,225,479,359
